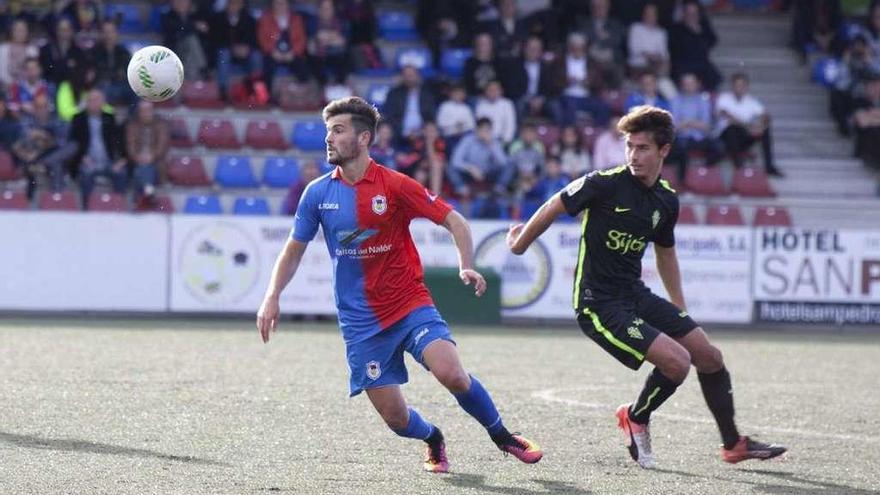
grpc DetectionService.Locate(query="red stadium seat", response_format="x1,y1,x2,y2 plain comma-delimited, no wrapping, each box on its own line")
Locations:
661,165,681,192
277,80,324,112
0,190,28,210
134,194,175,213
87,192,128,212
732,167,775,197
678,203,698,224
706,204,745,225
168,118,194,148
0,150,22,180
182,80,224,109
535,124,560,150
685,165,728,196
197,119,240,149
168,155,212,186
245,120,288,150
38,190,79,211
753,205,792,226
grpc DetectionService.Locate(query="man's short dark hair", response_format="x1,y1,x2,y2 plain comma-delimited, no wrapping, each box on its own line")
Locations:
322,96,381,143
731,72,749,84
476,117,493,128
617,105,675,148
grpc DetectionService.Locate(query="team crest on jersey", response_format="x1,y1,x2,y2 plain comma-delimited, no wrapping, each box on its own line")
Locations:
652,210,661,229
371,195,387,215
366,360,381,380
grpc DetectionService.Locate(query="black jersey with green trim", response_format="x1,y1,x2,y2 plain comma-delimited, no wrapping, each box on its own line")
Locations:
560,165,679,309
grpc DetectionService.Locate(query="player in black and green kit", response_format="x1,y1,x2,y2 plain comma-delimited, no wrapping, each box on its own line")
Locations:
506,106,786,468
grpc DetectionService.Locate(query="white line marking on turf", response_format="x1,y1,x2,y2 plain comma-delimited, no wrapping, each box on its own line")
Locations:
532,386,877,444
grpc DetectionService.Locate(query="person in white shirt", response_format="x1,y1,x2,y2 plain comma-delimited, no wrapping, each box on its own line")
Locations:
555,32,611,126
475,80,517,145
436,84,476,141
592,113,626,170
627,3,676,99
715,72,782,176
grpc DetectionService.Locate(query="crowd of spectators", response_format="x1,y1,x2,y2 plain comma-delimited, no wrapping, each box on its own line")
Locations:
0,0,788,214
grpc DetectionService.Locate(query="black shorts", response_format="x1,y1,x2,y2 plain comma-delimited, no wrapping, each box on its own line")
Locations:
576,287,698,370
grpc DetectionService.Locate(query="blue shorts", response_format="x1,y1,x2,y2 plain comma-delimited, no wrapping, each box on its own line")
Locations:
346,305,454,397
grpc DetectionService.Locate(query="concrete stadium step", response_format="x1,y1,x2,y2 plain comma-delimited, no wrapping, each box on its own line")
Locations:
772,177,876,197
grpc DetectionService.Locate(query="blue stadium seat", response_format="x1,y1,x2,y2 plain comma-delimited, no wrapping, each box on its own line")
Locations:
520,199,542,220
441,48,472,79
148,5,167,32
470,197,510,219
395,47,435,77
811,57,840,88
263,156,300,188
106,3,145,33
378,11,418,41
366,83,391,107
214,155,258,188
233,196,271,215
184,195,223,214
355,67,394,77
291,120,327,152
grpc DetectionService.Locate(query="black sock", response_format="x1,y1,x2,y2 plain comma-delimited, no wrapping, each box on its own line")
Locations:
698,367,740,450
629,367,680,425
489,425,512,445
425,426,444,447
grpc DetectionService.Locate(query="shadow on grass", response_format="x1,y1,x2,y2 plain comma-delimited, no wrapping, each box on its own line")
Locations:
442,473,593,494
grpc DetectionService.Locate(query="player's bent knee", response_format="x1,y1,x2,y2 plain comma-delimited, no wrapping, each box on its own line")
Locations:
696,345,724,373
379,408,410,431
435,368,471,393
668,346,691,383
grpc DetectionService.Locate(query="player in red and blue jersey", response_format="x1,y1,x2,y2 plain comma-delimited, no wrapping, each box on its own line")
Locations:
256,97,542,473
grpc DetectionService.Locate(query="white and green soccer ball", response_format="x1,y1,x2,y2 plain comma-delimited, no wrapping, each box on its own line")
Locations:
127,45,184,102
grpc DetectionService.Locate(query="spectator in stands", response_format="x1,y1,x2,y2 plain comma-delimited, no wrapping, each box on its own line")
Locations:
55,56,96,122
853,73,880,179
12,93,74,197
628,3,675,98
258,0,309,89
436,83,476,147
370,121,400,170
339,0,383,72
791,0,842,64
475,80,517,145
593,113,626,170
862,4,880,61
283,158,321,215
61,0,101,35
625,72,670,112
125,101,169,203
552,32,610,126
553,125,592,177
212,0,262,100
716,72,782,176
464,33,501,97
448,117,512,198
0,19,39,89
162,0,211,80
669,73,722,180
398,121,447,195
416,0,478,68
0,97,22,152
581,0,626,89
91,21,134,107
530,155,570,202
383,64,437,143
309,0,352,85
481,0,527,59
39,17,88,88
502,36,562,123
830,35,879,136
70,89,126,207
9,58,52,116
670,0,721,91
508,123,546,200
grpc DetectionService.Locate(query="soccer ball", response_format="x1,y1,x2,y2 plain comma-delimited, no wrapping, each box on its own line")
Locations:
127,46,184,102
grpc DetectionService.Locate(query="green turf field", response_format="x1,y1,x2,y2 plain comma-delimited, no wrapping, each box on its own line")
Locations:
1,318,878,495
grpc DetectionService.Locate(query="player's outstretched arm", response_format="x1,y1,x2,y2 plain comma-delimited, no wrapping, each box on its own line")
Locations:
507,193,566,255
257,239,308,343
441,209,487,297
654,244,687,311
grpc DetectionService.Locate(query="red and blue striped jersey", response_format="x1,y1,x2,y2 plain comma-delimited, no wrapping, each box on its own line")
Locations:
292,160,453,344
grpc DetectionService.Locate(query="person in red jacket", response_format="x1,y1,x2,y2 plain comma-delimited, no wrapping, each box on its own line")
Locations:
257,0,309,91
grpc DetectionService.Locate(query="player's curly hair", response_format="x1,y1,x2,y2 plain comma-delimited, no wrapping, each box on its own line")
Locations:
617,105,675,148
322,96,381,144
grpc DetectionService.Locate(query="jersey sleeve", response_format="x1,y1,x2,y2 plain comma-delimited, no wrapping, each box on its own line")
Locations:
654,196,679,248
290,182,320,242
559,170,616,216
398,174,453,224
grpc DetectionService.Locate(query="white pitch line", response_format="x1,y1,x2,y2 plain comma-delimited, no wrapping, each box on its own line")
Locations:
532,387,877,444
